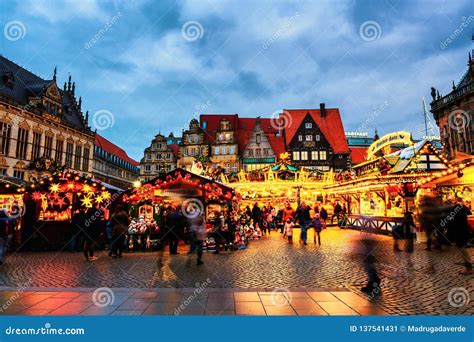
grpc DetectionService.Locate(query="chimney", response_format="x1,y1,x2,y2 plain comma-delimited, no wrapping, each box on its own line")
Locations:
320,103,326,118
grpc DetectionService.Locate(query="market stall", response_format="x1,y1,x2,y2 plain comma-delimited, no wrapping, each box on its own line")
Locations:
324,140,454,233
120,168,238,252
22,170,119,250
0,175,27,249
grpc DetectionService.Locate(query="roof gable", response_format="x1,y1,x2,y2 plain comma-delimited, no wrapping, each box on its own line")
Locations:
95,134,139,166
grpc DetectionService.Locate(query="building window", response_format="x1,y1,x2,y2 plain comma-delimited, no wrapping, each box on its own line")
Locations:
256,148,261,157
13,170,24,180
0,168,6,175
320,150,327,160
305,135,313,141
166,164,171,171
256,134,261,144
145,165,151,171
311,151,319,160
146,153,151,160
298,135,303,142
65,142,74,167
44,135,53,158
225,133,231,140
301,151,308,160
157,153,162,160
248,149,253,157
82,148,90,171
16,128,29,159
155,164,160,171
305,122,312,129
74,145,82,170
191,148,196,156
315,134,320,141
0,122,11,156
166,153,171,159
214,146,219,155
222,146,227,155
31,132,42,160
293,151,300,160
229,146,235,154
193,135,199,143
157,143,162,149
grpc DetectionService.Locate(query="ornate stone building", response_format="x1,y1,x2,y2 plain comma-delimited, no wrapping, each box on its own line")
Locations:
0,56,94,180
93,134,139,189
140,133,179,181
430,51,474,159
178,119,209,170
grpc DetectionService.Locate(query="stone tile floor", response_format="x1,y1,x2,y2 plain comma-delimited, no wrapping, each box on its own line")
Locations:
0,288,386,316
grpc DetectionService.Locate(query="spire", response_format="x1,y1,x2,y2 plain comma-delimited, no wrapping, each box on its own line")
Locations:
63,82,67,91
452,80,456,91
469,52,472,64
78,96,82,110
67,75,71,91
85,111,89,125
53,66,57,81
374,129,379,141
71,82,75,95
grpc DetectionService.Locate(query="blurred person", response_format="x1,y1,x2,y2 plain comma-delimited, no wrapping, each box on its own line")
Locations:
282,202,295,222
165,205,184,255
419,195,443,251
188,214,206,265
0,210,9,265
284,217,294,244
331,201,342,224
449,199,472,275
251,202,261,228
356,230,381,294
319,206,328,229
70,208,85,252
295,202,311,245
83,203,102,261
312,213,323,245
110,204,130,258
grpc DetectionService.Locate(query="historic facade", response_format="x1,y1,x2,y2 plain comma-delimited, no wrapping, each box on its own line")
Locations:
281,104,350,171
430,51,474,159
93,134,139,189
140,133,178,181
0,56,94,180
178,119,209,170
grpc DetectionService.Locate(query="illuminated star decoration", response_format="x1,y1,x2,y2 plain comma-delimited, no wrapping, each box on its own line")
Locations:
82,184,92,193
102,191,111,200
95,194,104,205
56,196,66,209
32,191,42,201
49,183,60,192
81,195,93,208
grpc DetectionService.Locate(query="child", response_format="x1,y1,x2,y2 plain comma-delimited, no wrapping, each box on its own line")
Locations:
313,214,323,245
284,218,294,244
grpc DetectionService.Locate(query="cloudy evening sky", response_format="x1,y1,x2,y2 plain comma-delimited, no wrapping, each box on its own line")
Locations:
1,0,473,160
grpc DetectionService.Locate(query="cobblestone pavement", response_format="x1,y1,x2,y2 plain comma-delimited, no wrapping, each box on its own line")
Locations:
0,228,472,315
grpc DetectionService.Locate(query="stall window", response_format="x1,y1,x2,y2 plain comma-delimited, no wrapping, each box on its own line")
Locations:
65,142,74,167
74,145,82,170
44,135,53,158
0,122,11,156
16,128,29,159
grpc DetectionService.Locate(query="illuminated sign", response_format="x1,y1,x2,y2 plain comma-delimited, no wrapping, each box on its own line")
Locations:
367,132,413,159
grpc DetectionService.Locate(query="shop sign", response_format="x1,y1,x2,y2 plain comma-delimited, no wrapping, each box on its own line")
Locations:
367,131,413,159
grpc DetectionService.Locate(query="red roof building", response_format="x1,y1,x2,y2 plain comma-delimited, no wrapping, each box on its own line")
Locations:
93,134,139,189
280,103,350,171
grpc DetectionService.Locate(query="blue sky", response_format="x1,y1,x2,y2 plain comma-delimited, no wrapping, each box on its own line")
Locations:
1,0,473,160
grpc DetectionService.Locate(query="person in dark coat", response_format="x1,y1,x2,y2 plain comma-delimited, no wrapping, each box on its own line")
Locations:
295,202,311,245
0,210,9,265
320,207,328,229
331,201,342,224
83,204,102,261
165,205,184,255
251,202,261,228
110,204,130,258
449,199,472,275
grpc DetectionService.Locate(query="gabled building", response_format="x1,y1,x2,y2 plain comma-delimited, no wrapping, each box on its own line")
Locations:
93,134,139,189
430,50,474,159
0,55,94,180
281,103,350,171
140,133,179,181
178,119,209,170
